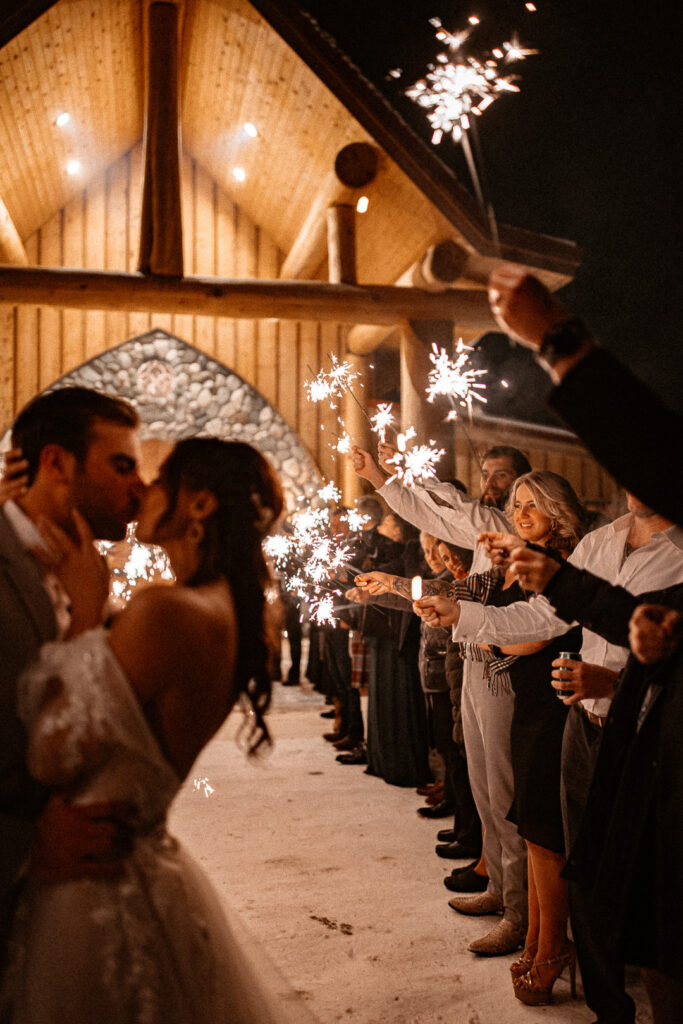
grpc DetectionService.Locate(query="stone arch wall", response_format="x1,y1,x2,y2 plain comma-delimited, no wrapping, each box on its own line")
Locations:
32,329,322,509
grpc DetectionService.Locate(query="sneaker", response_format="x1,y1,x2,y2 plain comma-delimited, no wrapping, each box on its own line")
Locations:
468,919,526,956
447,891,503,916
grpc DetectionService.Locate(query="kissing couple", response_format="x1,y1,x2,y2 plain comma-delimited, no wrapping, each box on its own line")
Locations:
0,386,316,1022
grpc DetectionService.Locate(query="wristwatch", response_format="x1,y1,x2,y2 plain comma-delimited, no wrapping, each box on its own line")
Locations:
536,318,590,368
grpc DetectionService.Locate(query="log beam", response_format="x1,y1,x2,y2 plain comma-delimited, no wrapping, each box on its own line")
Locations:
347,239,474,355
138,2,184,275
0,266,499,326
0,196,28,265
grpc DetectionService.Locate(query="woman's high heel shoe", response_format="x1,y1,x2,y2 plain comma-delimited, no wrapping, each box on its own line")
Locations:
513,943,576,1006
509,945,537,978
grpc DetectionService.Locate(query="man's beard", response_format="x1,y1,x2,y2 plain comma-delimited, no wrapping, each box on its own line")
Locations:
482,492,509,510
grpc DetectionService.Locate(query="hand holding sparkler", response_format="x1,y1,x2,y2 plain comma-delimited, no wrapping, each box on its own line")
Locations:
377,441,397,474
507,545,563,593
488,267,573,347
413,594,461,628
351,446,388,489
477,530,523,567
356,571,394,595
346,586,372,604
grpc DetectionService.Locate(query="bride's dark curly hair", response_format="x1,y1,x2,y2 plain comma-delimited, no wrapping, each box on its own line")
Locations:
157,438,284,754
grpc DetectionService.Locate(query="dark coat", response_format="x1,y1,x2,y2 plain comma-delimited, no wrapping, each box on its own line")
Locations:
0,508,57,943
544,561,683,981
548,347,683,526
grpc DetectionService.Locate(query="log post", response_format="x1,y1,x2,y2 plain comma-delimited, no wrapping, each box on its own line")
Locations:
138,2,184,276
326,204,356,284
342,351,372,504
400,324,455,478
280,142,378,280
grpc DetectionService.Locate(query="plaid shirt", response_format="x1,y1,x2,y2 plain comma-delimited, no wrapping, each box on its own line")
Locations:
454,570,517,693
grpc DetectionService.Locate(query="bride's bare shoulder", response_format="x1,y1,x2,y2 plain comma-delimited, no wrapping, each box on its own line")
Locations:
108,584,236,698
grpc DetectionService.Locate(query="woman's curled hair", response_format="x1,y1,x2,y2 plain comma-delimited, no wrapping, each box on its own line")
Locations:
158,439,284,753
506,470,590,555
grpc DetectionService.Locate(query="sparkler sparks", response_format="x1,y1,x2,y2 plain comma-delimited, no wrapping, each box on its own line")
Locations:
384,428,445,488
305,356,360,404
193,777,215,798
370,402,395,443
343,509,370,532
425,340,488,417
405,18,537,146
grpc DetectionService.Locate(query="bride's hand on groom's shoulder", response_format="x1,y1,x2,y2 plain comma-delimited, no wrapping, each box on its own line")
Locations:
33,510,110,635
30,796,135,882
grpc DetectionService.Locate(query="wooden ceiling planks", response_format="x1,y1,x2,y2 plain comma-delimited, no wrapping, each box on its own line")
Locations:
0,0,143,243
0,0,576,296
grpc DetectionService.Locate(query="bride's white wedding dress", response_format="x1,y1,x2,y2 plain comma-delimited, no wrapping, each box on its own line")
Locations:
2,627,317,1024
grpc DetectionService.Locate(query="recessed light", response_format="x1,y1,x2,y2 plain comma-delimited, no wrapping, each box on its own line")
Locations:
233,167,246,182
66,159,81,176
468,15,480,25
56,112,70,127
356,196,369,213
243,122,258,138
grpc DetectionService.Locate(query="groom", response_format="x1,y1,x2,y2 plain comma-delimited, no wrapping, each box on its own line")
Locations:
0,386,144,952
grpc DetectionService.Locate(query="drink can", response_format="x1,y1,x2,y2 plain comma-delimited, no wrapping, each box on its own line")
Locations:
555,650,581,699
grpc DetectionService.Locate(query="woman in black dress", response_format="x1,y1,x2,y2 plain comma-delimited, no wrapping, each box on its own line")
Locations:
479,472,589,1004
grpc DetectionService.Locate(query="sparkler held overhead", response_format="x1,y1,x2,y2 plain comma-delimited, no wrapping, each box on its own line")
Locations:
426,340,488,419
405,18,537,147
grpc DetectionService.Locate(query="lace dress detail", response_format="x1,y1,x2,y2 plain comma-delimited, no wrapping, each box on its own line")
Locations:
2,628,317,1024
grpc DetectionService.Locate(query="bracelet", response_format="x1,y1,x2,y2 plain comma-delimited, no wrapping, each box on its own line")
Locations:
536,318,590,368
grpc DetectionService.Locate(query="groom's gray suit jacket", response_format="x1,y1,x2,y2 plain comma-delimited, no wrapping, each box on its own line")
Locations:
0,507,57,945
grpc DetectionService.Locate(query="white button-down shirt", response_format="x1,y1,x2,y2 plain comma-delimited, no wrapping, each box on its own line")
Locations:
453,513,683,716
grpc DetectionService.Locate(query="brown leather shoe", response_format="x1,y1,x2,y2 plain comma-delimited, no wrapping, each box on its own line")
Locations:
332,736,356,751
448,892,502,916
468,919,526,956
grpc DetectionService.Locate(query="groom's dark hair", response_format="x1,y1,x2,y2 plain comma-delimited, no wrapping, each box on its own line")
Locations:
12,386,139,485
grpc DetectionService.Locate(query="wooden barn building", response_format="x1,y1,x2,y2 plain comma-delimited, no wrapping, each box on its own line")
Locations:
0,0,618,507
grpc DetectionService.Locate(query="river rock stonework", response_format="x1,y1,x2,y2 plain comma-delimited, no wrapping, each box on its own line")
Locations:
41,330,322,509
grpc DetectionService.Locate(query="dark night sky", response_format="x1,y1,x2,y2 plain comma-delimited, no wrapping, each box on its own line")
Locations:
301,0,682,417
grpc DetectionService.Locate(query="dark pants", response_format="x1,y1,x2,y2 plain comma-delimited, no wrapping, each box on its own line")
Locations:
562,706,635,1024
323,628,364,743
446,744,482,851
283,601,302,683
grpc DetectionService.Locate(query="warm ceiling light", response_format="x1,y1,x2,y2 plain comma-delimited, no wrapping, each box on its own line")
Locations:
243,122,258,138
356,196,369,213
66,159,81,175
468,15,480,25
232,166,246,182
56,112,70,127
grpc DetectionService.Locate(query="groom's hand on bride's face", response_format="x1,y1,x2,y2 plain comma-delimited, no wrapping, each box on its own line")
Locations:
30,797,136,881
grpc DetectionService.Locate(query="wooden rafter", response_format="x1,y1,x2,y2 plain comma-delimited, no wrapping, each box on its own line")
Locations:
0,196,28,266
0,266,498,328
138,1,184,275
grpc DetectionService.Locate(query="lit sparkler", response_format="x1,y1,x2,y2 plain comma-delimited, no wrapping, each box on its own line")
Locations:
385,428,445,488
370,402,395,443
425,340,488,417
405,19,537,146
343,509,370,532
305,356,361,405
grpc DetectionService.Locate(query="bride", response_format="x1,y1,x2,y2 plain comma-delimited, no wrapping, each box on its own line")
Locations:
1,439,314,1023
